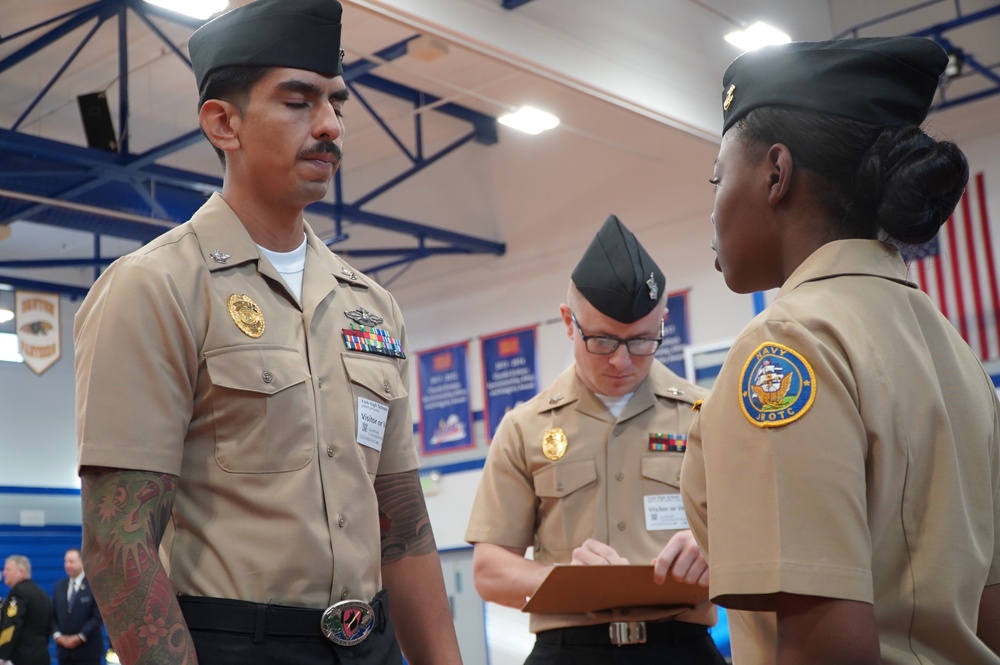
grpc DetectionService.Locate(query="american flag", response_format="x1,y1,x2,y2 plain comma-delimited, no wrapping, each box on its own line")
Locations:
906,172,1000,362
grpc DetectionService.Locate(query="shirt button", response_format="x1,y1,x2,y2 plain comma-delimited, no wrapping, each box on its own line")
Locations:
262,370,272,384
615,472,624,481
556,482,564,493
338,514,346,528
340,588,350,600
326,445,335,458
612,428,621,436
383,379,391,394
318,379,323,388
617,521,626,531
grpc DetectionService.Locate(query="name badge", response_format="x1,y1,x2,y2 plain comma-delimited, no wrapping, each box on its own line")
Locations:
643,494,689,531
357,398,389,451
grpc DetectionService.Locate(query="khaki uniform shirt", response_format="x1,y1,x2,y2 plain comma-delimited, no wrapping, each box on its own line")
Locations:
681,240,1000,664
466,362,715,633
75,193,418,608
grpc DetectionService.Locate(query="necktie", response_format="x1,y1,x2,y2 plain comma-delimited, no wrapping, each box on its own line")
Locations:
68,580,77,608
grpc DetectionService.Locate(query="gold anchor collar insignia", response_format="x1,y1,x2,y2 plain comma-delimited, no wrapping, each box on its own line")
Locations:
723,83,736,111
542,427,568,461
228,294,265,338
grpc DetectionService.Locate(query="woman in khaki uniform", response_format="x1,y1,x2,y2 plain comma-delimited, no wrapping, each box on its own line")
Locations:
680,37,1000,664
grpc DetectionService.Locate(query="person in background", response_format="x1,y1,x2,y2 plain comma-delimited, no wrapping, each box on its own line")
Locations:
681,37,1000,664
73,1,462,663
52,548,103,665
467,215,726,664
0,555,52,665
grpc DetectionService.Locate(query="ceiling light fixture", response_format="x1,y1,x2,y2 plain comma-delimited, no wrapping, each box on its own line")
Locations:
0,309,13,324
497,106,560,135
724,21,791,52
143,0,229,20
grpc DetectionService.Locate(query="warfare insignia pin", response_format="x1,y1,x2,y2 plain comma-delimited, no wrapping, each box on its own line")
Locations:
210,250,231,264
542,427,568,461
341,267,357,280
228,294,265,339
548,394,564,405
342,323,405,359
666,387,684,396
723,84,736,111
646,272,658,300
739,341,816,428
345,307,384,326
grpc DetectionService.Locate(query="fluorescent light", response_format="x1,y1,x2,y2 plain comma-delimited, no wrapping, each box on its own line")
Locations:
0,308,12,324
143,0,229,20
0,332,22,363
497,106,560,135
725,21,791,52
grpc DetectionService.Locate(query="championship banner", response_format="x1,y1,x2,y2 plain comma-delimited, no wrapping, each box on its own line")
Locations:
480,326,538,443
15,290,60,375
655,290,690,377
417,342,475,455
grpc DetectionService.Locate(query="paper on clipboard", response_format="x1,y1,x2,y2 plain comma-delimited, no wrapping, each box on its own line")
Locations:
521,565,708,614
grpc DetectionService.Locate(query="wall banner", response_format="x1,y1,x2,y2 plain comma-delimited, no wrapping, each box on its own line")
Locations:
655,290,690,377
480,326,538,443
15,290,60,375
417,342,475,455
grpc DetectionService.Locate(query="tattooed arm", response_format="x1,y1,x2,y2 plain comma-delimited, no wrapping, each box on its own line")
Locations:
80,466,198,665
375,470,462,665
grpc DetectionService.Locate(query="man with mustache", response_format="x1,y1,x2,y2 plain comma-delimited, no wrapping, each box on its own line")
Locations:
73,2,461,664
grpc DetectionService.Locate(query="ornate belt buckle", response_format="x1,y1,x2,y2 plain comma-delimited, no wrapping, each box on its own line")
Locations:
609,621,647,646
320,599,375,646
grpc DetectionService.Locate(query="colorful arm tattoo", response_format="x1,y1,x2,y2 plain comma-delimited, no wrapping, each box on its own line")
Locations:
374,470,437,564
80,466,198,665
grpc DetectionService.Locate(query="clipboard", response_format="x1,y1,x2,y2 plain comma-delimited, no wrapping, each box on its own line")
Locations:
521,565,708,614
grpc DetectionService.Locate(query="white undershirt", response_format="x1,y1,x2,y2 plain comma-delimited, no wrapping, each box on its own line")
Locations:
258,235,307,301
596,391,635,419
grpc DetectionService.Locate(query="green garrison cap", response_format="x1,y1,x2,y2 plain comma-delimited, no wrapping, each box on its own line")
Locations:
571,215,665,324
189,0,344,93
721,37,947,134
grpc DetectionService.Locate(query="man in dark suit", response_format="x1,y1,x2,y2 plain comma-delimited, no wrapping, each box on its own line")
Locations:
0,554,52,665
51,549,103,665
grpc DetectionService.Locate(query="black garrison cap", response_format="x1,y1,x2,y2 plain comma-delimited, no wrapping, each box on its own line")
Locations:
721,37,947,134
189,0,344,93
571,215,665,324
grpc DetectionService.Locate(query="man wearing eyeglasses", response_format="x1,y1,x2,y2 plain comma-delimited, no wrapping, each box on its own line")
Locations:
466,215,725,664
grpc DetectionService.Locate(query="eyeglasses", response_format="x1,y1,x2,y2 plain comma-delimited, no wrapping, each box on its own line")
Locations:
570,312,663,356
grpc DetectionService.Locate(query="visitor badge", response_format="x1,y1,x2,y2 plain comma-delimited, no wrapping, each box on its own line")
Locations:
644,494,689,531
357,397,389,451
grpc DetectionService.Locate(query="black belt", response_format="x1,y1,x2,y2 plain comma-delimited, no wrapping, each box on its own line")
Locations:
179,589,387,645
536,620,710,647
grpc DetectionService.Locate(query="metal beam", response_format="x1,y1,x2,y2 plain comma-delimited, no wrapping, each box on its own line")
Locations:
0,274,90,299
502,0,537,8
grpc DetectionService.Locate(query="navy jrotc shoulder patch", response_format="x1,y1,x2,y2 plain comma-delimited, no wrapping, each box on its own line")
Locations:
739,342,816,428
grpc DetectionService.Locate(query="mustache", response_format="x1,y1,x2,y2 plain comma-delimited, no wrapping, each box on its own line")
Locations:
299,142,343,162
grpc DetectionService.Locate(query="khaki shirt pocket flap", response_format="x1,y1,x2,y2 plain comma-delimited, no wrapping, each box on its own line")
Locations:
205,345,310,395
343,355,408,400
534,459,598,498
641,455,682,489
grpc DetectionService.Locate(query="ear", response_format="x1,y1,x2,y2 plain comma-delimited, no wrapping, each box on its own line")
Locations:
558,304,574,340
764,143,794,207
198,99,242,154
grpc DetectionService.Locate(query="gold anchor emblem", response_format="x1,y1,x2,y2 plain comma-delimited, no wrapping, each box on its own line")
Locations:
723,83,736,111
